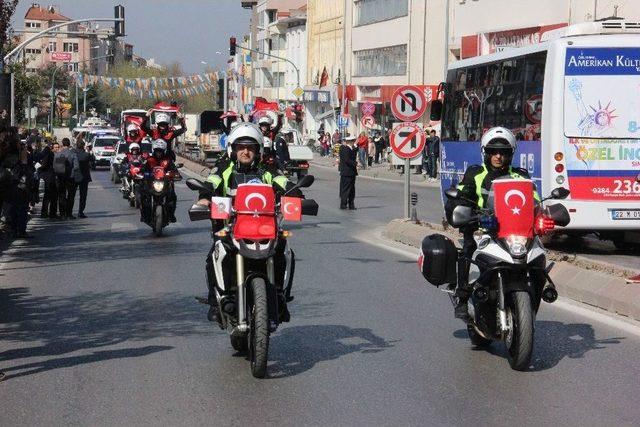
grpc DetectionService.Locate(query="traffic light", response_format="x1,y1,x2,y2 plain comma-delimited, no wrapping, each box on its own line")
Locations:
114,5,125,37
229,37,236,56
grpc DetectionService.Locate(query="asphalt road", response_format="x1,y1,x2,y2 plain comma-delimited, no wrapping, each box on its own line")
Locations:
0,167,639,426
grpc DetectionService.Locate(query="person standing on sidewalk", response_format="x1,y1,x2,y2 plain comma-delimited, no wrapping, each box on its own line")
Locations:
426,129,440,181
367,134,376,167
53,138,77,220
356,132,368,169
72,140,92,218
339,135,358,210
38,141,59,219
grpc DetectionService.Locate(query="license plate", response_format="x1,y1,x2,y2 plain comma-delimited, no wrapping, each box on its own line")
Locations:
610,209,640,220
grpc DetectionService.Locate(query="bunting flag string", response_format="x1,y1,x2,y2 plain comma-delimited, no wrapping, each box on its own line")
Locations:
74,71,219,99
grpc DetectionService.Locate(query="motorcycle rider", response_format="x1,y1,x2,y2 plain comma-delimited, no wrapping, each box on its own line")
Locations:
140,139,179,223
196,122,301,324
124,123,145,144
120,142,146,192
447,127,540,319
141,110,186,159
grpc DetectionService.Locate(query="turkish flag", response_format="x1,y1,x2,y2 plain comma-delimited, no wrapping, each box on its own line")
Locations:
281,197,302,221
253,97,279,112
210,197,232,220
491,179,535,238
233,184,277,240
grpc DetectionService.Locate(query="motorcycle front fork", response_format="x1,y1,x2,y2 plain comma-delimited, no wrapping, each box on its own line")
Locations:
236,255,275,333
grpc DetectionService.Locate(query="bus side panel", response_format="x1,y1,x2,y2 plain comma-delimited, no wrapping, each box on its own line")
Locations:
439,141,542,208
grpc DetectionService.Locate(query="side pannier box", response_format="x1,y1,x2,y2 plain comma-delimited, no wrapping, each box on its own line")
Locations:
418,234,457,287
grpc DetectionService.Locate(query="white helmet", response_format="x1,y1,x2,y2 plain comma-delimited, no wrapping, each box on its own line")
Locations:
129,142,140,152
155,112,171,125
480,127,517,152
126,124,139,133
258,116,273,126
151,138,167,153
226,122,264,160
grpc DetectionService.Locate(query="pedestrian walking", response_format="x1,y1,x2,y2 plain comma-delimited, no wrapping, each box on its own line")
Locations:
356,132,368,169
374,132,384,164
0,127,31,238
426,129,440,181
53,137,77,220
367,135,375,167
72,140,92,218
38,141,59,218
339,135,358,210
324,132,331,156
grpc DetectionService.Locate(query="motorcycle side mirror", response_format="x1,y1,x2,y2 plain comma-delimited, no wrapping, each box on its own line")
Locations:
186,178,208,193
175,162,184,169
297,174,314,188
545,203,571,227
445,188,460,200
301,199,319,216
450,205,474,227
550,187,570,200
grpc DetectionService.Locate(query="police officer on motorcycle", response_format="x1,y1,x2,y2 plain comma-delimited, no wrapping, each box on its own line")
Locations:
196,122,301,323
447,127,539,320
140,139,179,223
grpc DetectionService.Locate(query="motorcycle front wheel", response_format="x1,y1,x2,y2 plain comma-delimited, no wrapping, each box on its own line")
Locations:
505,291,534,371
153,204,163,237
249,277,270,378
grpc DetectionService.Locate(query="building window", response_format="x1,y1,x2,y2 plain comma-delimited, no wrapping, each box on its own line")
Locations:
63,42,79,53
67,63,78,72
270,34,286,51
267,10,276,24
264,71,285,88
25,48,42,55
354,0,408,27
353,44,407,77
25,22,42,29
48,42,57,52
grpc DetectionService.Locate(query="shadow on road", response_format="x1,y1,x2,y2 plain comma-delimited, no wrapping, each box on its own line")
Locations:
0,345,173,381
267,325,395,378
0,287,210,380
453,320,624,371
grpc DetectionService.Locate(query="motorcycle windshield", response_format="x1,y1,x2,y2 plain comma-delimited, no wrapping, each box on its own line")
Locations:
489,179,535,238
232,184,277,240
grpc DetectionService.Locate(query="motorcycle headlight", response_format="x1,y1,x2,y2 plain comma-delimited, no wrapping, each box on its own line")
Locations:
152,180,165,193
505,235,529,257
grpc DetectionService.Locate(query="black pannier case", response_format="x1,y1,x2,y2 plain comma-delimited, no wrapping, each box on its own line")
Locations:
419,234,457,287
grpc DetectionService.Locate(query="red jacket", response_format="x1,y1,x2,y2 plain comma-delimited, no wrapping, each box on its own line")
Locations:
357,135,368,150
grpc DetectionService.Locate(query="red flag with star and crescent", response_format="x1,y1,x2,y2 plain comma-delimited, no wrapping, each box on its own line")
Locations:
281,197,302,221
492,179,535,238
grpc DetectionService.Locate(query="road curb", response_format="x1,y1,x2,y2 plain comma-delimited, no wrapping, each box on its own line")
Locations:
383,218,640,321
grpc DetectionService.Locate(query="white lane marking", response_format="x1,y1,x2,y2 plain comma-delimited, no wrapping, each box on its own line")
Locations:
356,227,640,336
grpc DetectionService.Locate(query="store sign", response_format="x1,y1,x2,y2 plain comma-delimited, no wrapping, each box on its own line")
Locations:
462,23,567,58
51,52,72,62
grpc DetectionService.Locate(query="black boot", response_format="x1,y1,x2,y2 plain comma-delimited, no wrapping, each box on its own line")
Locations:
454,257,472,321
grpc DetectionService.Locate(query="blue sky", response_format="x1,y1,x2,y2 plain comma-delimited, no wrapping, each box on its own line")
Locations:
12,0,250,73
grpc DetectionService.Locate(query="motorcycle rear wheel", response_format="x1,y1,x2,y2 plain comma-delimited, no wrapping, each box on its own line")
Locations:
467,324,492,348
505,291,534,371
230,335,248,353
153,205,163,237
249,278,270,378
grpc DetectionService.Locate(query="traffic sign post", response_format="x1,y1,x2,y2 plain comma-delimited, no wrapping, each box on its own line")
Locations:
390,122,427,217
391,85,427,122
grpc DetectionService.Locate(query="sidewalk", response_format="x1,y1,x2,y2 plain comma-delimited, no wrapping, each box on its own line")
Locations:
383,218,640,321
310,153,441,188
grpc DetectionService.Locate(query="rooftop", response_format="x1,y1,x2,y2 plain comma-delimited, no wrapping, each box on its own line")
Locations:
25,4,70,22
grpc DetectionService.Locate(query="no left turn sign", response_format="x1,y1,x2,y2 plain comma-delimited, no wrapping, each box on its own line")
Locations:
390,122,426,159
391,85,427,122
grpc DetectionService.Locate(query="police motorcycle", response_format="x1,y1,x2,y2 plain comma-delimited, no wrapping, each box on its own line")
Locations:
418,179,570,370
186,175,318,378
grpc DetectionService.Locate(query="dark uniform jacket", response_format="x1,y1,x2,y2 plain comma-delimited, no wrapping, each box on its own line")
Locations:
338,145,358,177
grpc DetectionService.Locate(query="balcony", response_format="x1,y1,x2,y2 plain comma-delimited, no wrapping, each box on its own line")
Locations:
241,0,257,8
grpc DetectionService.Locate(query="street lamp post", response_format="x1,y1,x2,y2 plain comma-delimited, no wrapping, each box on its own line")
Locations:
49,62,67,132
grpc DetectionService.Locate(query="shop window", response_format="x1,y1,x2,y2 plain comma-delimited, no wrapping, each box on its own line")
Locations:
354,0,408,26
354,44,407,77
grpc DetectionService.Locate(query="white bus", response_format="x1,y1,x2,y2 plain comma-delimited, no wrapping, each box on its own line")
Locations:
440,20,640,249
